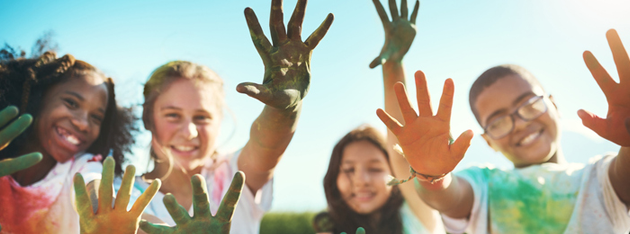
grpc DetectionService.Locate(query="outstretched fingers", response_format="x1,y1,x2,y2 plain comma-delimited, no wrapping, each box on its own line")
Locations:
372,0,390,28
216,171,245,222
606,29,630,83
304,13,334,50
410,0,420,24
377,108,403,135
393,82,418,123
287,0,307,40
236,82,273,104
163,194,190,226
139,220,171,234
0,113,32,147
244,8,272,54
98,157,115,213
191,175,211,218
114,165,135,210
414,70,433,117
74,173,94,218
269,0,288,45
436,78,455,122
577,109,609,137
388,0,399,21
0,152,42,177
401,0,408,19
583,51,616,97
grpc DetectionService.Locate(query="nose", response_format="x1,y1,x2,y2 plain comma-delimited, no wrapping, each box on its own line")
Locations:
71,111,90,132
512,114,530,133
179,121,198,140
352,169,370,186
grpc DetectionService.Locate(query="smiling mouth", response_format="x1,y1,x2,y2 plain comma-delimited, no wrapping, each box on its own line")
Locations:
517,129,543,146
171,145,199,152
55,126,81,146
353,192,375,201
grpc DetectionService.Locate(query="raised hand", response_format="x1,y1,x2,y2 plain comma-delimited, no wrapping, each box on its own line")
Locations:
369,0,420,68
377,71,473,176
0,106,42,178
74,157,161,234
578,29,630,147
139,172,245,234
341,227,366,234
238,0,334,110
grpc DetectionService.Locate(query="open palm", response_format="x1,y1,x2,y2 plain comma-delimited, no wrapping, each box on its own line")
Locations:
369,0,420,68
377,71,473,176
238,0,334,110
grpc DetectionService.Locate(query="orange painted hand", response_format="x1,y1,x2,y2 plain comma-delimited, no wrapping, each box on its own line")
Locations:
377,71,474,176
579,29,630,147
369,0,420,68
238,0,334,111
139,172,245,234
74,157,161,234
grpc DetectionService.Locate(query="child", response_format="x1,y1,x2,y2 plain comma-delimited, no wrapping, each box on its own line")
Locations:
377,29,630,233
0,51,136,233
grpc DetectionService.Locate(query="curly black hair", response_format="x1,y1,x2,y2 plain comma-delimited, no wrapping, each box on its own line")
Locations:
0,50,136,176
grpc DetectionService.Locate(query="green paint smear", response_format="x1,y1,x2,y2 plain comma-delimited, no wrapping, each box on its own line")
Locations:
485,168,578,233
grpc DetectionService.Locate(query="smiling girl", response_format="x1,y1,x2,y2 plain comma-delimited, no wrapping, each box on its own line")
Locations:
0,51,136,233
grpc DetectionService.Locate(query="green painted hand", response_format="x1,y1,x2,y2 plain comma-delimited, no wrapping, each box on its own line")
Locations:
369,0,420,68
139,172,245,234
377,71,474,176
74,157,161,234
579,29,630,147
238,0,334,110
0,106,42,178
341,227,366,234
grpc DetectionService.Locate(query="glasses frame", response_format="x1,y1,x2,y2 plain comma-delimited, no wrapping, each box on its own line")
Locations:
483,95,548,139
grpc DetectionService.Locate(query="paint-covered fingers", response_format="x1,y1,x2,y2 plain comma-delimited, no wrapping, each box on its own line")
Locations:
74,173,94,218
287,0,307,40
304,13,334,50
583,51,616,97
450,130,474,162
377,108,403,135
436,78,455,123
139,220,172,234
606,29,630,83
163,194,190,226
0,152,42,177
217,172,245,222
388,0,399,21
191,175,212,218
0,106,19,128
414,71,433,117
400,0,408,19
131,179,161,217
0,112,32,148
355,227,366,234
410,0,420,24
269,0,288,45
393,82,418,123
244,8,272,54
372,0,390,27
98,157,115,213
114,165,135,210
369,56,383,69
236,82,273,104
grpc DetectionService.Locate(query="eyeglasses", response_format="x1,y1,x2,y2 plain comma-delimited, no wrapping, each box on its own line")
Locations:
483,95,548,139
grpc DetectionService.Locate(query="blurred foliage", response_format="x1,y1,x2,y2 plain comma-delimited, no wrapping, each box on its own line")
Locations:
260,211,318,234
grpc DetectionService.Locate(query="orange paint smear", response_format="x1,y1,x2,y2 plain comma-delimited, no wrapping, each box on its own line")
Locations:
0,176,56,233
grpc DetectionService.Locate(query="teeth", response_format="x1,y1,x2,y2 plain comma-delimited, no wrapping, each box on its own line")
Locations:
520,131,540,145
174,146,195,152
65,135,80,145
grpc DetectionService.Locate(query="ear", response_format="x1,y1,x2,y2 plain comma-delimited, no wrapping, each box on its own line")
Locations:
481,133,499,152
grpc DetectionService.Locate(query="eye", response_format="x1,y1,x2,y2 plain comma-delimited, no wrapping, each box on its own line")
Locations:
369,167,384,173
342,168,354,174
165,113,180,120
91,114,104,125
194,115,211,122
63,98,78,109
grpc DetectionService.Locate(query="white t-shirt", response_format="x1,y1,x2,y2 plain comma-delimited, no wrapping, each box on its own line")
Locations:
442,154,630,234
0,153,103,234
119,150,273,234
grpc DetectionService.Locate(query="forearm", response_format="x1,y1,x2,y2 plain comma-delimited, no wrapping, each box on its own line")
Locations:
609,146,630,205
414,173,474,219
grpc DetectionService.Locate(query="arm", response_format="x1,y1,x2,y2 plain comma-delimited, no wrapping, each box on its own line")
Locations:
237,0,334,192
579,29,630,205
370,0,444,229
377,71,475,218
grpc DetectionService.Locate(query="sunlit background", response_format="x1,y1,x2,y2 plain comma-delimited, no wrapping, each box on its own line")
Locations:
2,0,629,212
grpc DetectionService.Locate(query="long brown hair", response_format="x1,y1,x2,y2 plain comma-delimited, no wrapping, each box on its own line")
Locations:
315,125,404,234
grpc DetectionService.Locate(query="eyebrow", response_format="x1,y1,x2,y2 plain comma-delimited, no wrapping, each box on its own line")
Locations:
484,91,535,126
65,91,106,114
160,106,182,111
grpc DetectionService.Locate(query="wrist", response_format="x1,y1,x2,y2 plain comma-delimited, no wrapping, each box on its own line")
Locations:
415,173,452,191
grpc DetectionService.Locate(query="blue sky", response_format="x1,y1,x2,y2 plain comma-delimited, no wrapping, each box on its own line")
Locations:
2,0,629,211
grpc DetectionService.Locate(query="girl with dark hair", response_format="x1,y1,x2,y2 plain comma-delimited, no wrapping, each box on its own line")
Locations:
314,1,443,233
0,51,137,233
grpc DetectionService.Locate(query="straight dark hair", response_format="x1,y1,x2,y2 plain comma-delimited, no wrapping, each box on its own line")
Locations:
314,125,403,234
